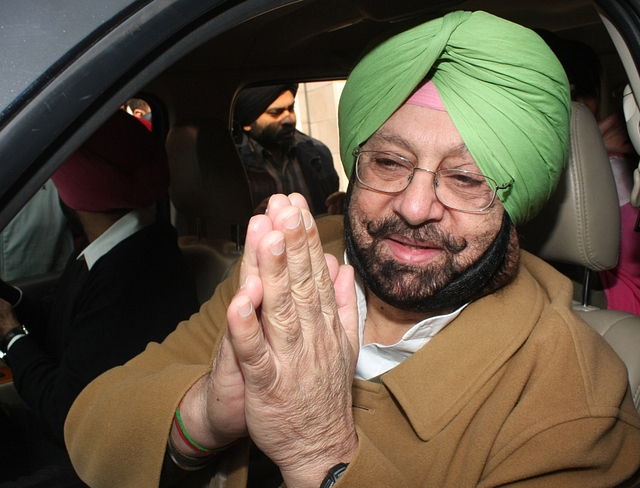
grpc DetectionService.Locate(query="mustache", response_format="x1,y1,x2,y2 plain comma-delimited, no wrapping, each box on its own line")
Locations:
277,123,295,134
366,216,468,254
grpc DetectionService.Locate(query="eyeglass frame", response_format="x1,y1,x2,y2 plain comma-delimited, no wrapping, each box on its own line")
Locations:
352,149,514,213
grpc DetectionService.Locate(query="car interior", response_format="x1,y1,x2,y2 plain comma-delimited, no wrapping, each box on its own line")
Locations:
0,0,639,418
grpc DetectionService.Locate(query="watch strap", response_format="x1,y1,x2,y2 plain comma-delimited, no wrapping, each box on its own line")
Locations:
319,463,348,488
0,326,27,357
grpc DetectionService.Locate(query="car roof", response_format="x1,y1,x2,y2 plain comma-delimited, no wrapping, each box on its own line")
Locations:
0,0,638,228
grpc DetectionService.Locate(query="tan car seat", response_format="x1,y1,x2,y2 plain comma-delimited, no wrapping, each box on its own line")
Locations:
520,102,640,411
166,119,254,304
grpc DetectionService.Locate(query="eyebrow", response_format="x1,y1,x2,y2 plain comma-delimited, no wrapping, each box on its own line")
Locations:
266,103,295,112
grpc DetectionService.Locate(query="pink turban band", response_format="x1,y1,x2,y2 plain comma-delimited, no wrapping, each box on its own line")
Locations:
406,81,447,111
52,110,170,212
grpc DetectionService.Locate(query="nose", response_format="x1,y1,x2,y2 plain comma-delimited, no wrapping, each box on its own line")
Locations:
281,109,296,125
392,168,446,225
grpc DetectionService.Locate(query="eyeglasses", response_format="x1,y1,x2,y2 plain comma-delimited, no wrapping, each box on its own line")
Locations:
353,149,513,213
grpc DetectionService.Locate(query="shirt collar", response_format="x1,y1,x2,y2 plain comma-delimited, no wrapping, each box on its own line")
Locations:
77,206,156,270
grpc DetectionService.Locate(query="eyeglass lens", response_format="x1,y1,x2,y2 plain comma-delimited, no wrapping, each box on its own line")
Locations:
356,151,497,212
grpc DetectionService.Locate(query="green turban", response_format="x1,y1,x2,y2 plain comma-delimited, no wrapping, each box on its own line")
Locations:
338,11,571,226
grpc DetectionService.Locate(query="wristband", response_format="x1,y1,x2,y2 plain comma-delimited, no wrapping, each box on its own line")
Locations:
320,463,348,488
173,402,237,454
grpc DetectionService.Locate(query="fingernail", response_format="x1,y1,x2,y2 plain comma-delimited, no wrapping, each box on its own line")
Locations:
302,210,313,230
284,211,301,230
238,277,247,290
270,238,285,256
237,297,253,318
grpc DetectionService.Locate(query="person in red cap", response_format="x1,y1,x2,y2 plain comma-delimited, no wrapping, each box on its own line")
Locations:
0,110,199,487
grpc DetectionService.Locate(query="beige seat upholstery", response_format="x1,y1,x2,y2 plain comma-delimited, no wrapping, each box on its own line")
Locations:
166,119,254,304
520,102,640,411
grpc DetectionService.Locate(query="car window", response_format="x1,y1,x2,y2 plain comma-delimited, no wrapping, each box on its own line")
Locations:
296,81,348,192
0,181,74,283
0,0,142,122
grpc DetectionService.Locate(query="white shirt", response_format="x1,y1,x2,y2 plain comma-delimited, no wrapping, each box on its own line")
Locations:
352,263,467,380
77,206,156,270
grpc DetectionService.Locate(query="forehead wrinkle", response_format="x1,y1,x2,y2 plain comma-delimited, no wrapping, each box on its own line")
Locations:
366,130,473,161
367,130,417,151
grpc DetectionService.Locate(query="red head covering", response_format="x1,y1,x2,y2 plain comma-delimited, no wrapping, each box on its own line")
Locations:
52,110,169,212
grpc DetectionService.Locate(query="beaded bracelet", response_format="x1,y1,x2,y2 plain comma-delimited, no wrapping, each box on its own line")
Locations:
174,402,236,455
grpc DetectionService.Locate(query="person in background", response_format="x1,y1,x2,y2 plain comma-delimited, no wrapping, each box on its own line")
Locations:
124,97,153,130
65,12,640,488
0,110,199,487
0,180,74,282
539,29,640,314
233,83,342,215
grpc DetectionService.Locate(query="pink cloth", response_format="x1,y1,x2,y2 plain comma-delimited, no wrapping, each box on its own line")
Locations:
600,203,640,314
52,110,169,212
405,80,446,111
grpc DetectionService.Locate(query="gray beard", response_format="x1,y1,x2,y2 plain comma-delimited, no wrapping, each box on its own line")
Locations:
343,185,518,314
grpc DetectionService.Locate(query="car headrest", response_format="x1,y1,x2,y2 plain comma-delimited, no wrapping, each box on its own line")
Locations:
166,119,254,226
519,102,620,271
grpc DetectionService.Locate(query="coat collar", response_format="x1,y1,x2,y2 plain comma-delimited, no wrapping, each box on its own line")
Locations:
315,218,573,442
377,252,571,441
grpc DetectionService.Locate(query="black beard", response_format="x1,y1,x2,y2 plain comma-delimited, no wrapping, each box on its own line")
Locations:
252,123,295,152
343,182,517,314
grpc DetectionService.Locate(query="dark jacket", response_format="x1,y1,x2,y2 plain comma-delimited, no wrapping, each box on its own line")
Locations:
8,219,199,445
238,130,339,215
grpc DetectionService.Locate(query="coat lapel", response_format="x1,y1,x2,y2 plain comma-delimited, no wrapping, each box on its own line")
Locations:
378,254,561,441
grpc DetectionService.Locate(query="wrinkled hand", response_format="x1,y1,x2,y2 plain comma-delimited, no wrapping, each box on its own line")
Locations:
174,193,359,475
175,205,283,453
0,299,20,337
226,193,359,487
599,111,636,160
325,191,346,215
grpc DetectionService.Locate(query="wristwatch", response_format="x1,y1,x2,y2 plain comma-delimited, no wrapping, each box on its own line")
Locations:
0,325,27,360
319,463,348,488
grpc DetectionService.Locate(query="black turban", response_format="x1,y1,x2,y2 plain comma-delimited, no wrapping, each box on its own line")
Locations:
233,83,299,127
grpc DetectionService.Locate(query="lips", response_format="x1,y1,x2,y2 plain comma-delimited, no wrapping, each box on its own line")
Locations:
383,234,444,265
388,233,440,249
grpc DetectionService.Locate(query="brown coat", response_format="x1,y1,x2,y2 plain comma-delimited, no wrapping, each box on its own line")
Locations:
65,217,640,487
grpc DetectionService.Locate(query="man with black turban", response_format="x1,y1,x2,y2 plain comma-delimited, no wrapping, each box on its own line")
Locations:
66,11,640,488
233,83,341,215
0,110,199,487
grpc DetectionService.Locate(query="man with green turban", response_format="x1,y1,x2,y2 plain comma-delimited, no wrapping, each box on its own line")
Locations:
339,10,570,227
65,11,640,488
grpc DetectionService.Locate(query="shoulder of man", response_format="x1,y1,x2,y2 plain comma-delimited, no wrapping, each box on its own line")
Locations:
236,133,264,169
294,131,333,167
